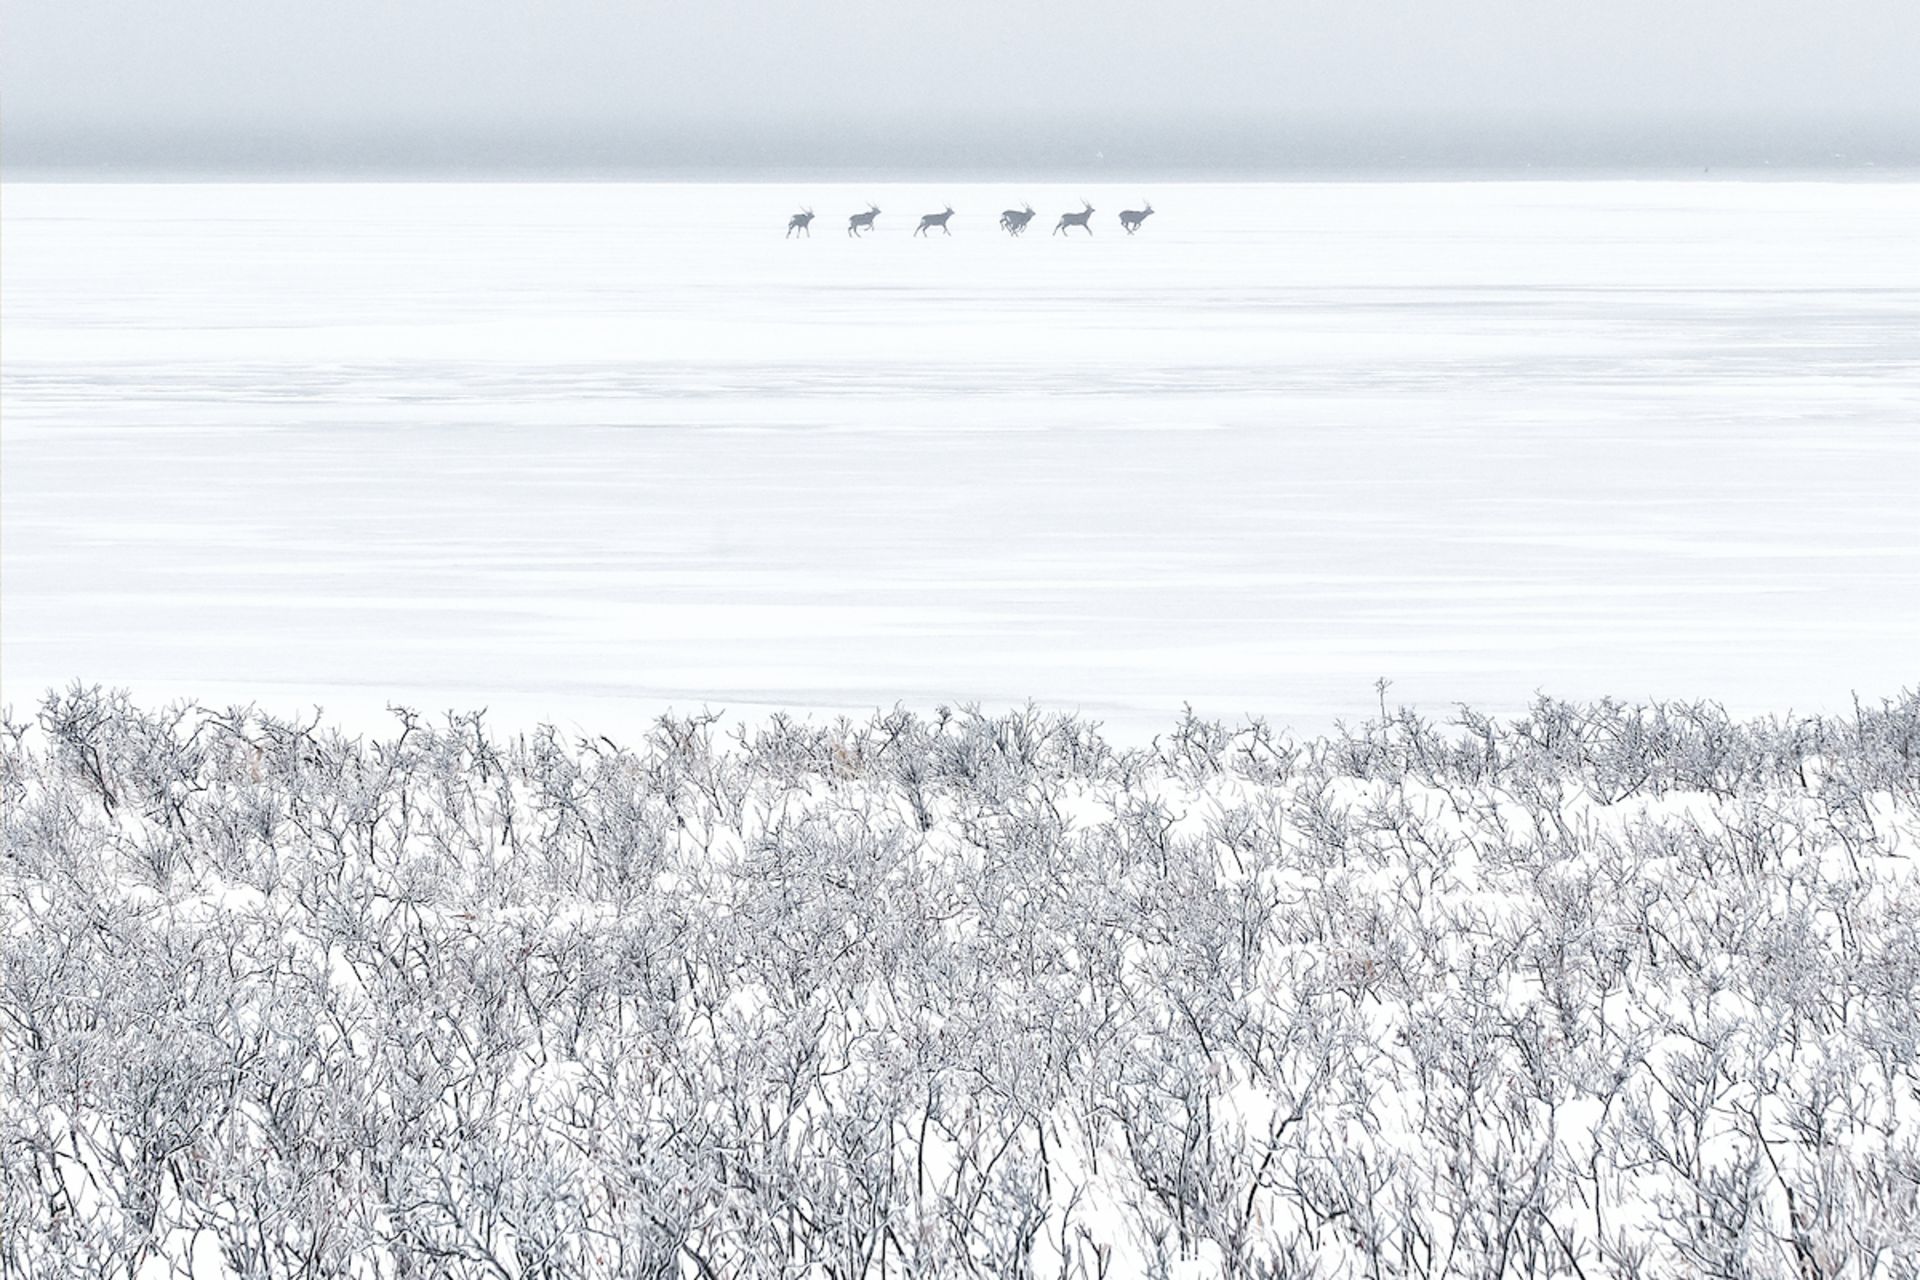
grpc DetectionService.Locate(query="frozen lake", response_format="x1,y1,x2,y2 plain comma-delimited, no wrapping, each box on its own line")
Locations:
3,181,1916,737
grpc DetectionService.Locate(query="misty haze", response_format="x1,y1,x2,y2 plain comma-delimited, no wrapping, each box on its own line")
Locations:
3,3,1918,1277
8,0,1920,174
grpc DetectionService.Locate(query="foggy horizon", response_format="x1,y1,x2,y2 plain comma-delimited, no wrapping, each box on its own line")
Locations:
7,0,1918,177
13,122,1920,181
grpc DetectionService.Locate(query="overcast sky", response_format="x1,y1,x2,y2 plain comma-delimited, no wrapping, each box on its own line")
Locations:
7,0,1918,173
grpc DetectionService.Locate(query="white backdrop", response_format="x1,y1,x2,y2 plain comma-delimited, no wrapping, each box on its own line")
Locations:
4,181,1916,737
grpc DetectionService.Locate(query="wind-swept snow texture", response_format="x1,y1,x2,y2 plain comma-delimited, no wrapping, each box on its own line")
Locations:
3,689,1918,1276
3,182,1918,736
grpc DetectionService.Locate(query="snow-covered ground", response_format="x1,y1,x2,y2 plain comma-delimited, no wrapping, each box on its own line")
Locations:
7,690,1918,1275
3,181,1916,736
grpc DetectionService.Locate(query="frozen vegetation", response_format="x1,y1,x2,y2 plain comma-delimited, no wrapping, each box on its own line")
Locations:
4,685,1918,1277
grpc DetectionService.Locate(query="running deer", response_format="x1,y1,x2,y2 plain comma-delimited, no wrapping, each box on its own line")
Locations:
847,204,881,237
1053,201,1095,236
1000,204,1037,236
914,206,956,237
1119,202,1154,234
786,208,815,237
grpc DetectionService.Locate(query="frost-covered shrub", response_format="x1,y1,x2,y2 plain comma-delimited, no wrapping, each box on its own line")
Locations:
2,685,1917,1278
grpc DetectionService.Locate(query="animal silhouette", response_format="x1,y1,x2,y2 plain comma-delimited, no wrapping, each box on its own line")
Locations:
786,208,815,238
1000,204,1037,236
914,206,956,237
1053,201,1095,236
1119,202,1154,234
847,204,881,237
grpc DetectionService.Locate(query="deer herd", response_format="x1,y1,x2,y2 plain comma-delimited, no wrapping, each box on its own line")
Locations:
785,201,1154,238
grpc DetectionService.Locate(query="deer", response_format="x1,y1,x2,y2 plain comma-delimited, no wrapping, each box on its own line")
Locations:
1053,201,1095,236
914,206,956,237
786,207,815,238
847,204,881,237
1119,202,1154,234
999,204,1037,236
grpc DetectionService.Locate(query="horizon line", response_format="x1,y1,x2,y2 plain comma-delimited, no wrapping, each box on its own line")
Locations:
11,165,1920,184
